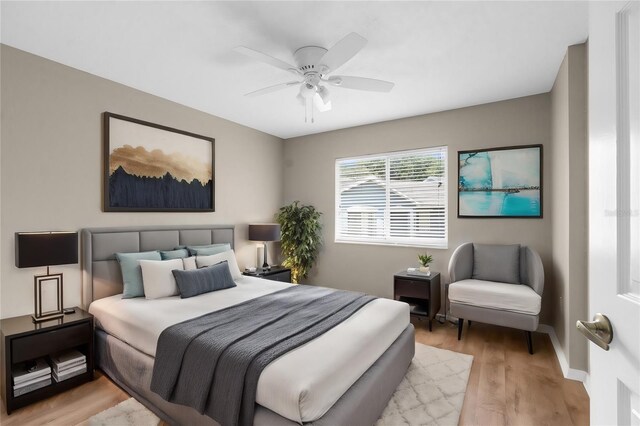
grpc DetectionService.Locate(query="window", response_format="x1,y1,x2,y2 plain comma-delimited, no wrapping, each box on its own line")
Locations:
335,146,448,248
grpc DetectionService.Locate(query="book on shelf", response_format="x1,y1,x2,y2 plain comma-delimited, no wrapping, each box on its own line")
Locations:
52,357,85,374
12,358,51,386
53,363,87,383
13,377,51,397
13,372,53,389
54,361,86,376
50,349,86,369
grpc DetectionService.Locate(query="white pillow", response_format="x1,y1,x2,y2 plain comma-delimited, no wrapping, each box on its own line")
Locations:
139,259,184,299
182,256,197,271
196,249,242,280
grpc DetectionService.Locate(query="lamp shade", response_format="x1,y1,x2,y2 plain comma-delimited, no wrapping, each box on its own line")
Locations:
15,232,78,268
248,224,281,242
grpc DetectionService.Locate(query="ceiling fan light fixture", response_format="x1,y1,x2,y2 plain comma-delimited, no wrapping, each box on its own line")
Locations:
300,83,316,98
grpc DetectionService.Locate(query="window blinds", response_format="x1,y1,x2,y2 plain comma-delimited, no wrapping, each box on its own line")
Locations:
335,146,448,248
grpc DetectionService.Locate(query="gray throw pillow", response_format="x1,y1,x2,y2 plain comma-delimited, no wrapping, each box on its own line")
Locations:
172,260,237,298
472,244,520,284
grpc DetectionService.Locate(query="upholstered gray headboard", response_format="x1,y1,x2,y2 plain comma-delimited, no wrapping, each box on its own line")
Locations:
81,225,235,308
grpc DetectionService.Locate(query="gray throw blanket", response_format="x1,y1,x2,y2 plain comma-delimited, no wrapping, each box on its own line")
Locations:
150,285,376,426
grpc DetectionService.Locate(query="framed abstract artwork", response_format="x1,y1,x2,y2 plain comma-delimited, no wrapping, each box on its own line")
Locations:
103,112,215,212
458,144,542,218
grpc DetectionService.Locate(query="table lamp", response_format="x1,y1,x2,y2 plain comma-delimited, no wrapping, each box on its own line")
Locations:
15,231,78,323
248,224,281,269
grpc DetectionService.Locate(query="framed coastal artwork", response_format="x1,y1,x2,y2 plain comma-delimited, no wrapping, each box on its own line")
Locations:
458,144,542,218
103,112,215,212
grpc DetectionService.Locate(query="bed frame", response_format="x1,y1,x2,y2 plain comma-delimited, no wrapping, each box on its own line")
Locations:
82,225,414,426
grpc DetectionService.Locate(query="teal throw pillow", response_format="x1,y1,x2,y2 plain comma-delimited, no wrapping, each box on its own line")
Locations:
160,248,190,260
187,243,231,256
116,251,162,298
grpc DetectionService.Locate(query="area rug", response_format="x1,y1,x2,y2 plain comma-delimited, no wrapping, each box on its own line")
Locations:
85,343,473,426
376,343,473,426
87,398,160,426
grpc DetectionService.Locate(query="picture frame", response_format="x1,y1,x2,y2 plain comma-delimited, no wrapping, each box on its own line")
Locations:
457,144,543,218
103,112,215,212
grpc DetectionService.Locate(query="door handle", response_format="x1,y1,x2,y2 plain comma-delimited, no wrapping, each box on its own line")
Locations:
576,313,613,351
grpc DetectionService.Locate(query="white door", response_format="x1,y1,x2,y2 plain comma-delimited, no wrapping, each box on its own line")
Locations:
587,1,640,425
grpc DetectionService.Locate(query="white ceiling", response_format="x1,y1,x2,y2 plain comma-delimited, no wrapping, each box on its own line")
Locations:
1,1,588,139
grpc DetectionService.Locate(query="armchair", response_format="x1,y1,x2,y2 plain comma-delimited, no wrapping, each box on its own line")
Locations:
448,243,544,354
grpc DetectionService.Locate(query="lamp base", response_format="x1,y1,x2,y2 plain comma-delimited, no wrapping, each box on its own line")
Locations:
262,242,271,270
33,269,64,324
32,312,64,323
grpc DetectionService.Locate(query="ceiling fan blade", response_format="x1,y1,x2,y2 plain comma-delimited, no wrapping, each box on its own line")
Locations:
245,81,301,97
317,32,367,73
313,93,332,112
326,76,394,92
234,46,300,75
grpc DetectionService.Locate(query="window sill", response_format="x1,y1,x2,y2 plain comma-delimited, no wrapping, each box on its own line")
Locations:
335,239,448,250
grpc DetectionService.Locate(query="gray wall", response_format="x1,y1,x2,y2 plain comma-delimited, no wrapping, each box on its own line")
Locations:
0,45,284,318
550,44,588,371
283,94,554,323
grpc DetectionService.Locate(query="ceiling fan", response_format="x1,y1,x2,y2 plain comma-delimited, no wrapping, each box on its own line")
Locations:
235,33,394,121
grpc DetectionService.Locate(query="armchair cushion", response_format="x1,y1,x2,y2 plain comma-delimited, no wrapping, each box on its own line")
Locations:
449,279,541,315
472,243,521,284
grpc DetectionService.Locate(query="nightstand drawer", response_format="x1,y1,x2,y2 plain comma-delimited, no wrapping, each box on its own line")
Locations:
12,322,91,363
394,279,430,299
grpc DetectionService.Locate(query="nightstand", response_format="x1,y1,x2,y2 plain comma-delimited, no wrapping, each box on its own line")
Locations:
393,271,441,331
243,266,292,283
1,307,94,414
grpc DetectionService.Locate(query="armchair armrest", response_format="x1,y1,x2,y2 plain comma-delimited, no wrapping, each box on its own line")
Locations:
522,246,544,296
448,242,473,283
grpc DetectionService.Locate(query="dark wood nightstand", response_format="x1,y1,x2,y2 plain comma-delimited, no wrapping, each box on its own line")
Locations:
243,266,292,283
1,307,94,414
393,271,441,331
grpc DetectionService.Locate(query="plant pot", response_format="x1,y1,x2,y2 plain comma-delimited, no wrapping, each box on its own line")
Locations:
419,266,430,273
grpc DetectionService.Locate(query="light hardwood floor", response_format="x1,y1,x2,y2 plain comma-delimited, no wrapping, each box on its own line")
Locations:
0,318,589,426
414,319,589,426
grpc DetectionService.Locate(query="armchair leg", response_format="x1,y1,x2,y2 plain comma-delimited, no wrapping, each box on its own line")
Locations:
525,331,533,354
457,318,464,340
468,320,472,328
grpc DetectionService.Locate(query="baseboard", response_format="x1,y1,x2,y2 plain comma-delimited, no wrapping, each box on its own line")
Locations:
537,324,589,391
583,370,591,397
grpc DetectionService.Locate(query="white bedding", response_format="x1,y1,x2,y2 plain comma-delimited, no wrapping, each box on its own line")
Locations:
89,276,409,423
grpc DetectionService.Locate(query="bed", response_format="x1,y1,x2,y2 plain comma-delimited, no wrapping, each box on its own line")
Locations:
82,225,414,426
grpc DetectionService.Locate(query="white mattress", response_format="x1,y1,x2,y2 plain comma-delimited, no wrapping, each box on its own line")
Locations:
89,276,409,423
448,279,541,315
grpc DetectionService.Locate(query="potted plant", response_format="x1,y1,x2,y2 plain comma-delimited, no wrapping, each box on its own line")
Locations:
418,253,433,274
275,201,323,284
